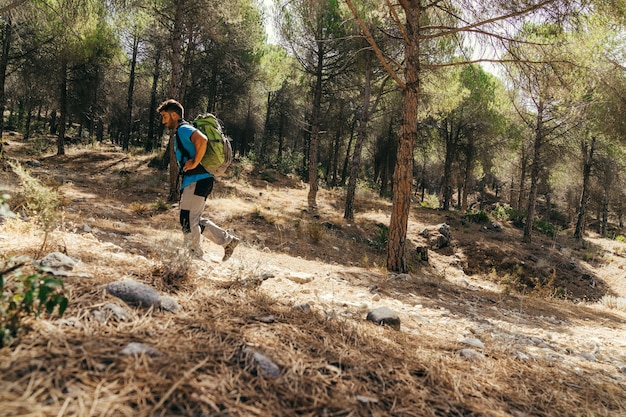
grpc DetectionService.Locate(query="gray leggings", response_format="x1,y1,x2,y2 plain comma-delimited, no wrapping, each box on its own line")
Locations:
179,178,234,252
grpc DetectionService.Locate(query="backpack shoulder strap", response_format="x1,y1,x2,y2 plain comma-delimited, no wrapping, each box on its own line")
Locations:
175,120,192,159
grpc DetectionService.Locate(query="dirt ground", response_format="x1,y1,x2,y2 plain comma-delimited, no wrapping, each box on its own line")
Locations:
1,135,625,417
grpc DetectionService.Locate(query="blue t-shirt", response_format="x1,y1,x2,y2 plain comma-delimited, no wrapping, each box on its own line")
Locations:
175,123,213,190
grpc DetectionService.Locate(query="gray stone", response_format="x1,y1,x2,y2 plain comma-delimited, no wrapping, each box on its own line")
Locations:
462,337,485,349
105,280,162,308
419,223,451,249
458,348,484,361
40,252,78,271
243,347,280,378
366,306,400,330
121,342,161,357
159,296,180,312
98,303,130,321
356,395,379,404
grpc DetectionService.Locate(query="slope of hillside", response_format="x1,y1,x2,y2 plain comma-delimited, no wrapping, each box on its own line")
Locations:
1,135,625,416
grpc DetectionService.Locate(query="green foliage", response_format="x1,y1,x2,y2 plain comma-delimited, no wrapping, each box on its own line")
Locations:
368,224,389,252
465,209,489,223
420,194,440,209
615,235,626,243
1,257,69,348
276,149,304,176
9,161,60,233
533,219,559,238
491,203,525,227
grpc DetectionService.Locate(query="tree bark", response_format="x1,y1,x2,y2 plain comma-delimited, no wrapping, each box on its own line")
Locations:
307,40,324,209
523,101,544,243
57,58,68,156
0,17,11,154
574,136,595,240
344,53,372,220
386,5,420,273
167,0,185,202
124,32,139,151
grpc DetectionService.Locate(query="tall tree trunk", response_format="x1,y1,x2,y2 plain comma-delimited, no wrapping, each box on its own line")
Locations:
0,16,11,156
146,48,161,152
57,58,68,156
387,6,420,272
341,117,357,185
167,0,185,202
574,136,595,240
307,42,324,209
517,145,528,210
523,102,544,243
601,189,609,237
344,53,372,220
124,32,139,151
442,123,456,211
461,135,475,211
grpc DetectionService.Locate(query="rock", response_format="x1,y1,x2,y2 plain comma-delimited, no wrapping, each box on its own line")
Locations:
159,296,181,312
580,352,597,362
253,315,276,323
462,337,485,349
105,280,162,308
40,252,78,271
419,223,451,249
356,395,379,404
98,303,131,321
366,306,400,330
121,342,161,357
286,272,314,284
458,348,484,361
243,347,280,378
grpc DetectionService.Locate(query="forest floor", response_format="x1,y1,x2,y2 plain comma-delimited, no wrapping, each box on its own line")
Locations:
1,133,626,417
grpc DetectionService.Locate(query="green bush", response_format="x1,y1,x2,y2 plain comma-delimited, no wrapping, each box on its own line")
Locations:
533,219,559,238
615,235,626,243
465,209,489,223
1,257,69,347
420,194,440,209
491,203,525,227
368,224,389,251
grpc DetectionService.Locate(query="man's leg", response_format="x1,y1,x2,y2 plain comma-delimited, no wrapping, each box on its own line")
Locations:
179,178,213,256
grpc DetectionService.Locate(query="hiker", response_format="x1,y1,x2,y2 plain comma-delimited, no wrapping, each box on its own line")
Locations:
157,98,240,261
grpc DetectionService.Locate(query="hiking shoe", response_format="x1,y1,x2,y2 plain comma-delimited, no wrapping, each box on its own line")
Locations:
222,237,240,262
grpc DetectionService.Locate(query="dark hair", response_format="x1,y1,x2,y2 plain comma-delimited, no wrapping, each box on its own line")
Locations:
157,99,184,118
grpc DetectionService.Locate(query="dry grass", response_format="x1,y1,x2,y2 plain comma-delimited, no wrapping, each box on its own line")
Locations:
1,136,626,416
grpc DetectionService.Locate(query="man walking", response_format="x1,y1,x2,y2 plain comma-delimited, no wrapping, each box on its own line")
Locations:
158,99,239,261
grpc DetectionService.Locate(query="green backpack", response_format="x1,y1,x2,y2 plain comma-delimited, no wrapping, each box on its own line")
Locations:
192,113,233,177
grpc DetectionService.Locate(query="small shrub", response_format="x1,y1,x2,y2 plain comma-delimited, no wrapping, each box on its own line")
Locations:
151,199,171,212
1,257,69,348
420,194,440,209
368,224,389,251
533,219,559,238
130,202,150,215
155,238,191,285
599,295,626,310
491,203,525,227
615,235,626,243
465,209,489,223
9,161,60,254
276,149,304,176
307,222,324,243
